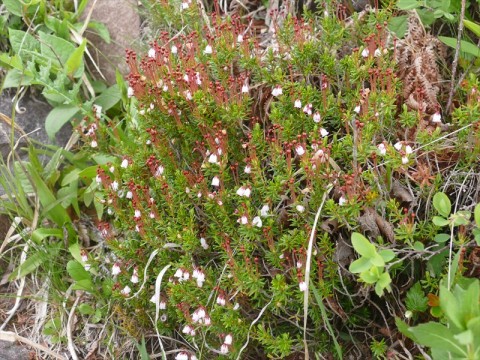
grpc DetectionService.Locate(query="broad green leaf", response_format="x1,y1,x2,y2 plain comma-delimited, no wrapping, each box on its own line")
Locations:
379,249,395,262
413,241,425,251
452,212,470,226
3,0,23,16
439,36,480,58
351,232,376,258
465,19,480,37
349,257,371,273
467,316,480,350
78,165,99,179
454,330,473,345
68,242,83,265
72,279,95,292
0,53,23,71
61,168,82,186
432,216,449,227
433,192,451,217
440,285,463,329
409,322,467,356
434,233,450,243
474,204,480,227
8,29,39,55
397,0,421,9
395,317,418,341
369,253,385,267
95,85,121,111
67,260,91,282
78,304,95,315
31,228,63,243
2,69,33,88
45,105,79,139
65,38,86,77
361,269,379,284
38,31,75,68
375,272,392,296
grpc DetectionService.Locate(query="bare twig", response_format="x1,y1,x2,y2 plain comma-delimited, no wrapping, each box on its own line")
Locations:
446,0,467,114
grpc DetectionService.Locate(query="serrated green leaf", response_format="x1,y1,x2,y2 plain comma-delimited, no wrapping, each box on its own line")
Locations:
78,303,95,315
388,15,409,38
9,29,39,55
351,232,376,258
406,283,428,312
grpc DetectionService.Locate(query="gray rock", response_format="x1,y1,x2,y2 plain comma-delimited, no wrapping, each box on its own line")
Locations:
0,340,31,360
82,0,141,85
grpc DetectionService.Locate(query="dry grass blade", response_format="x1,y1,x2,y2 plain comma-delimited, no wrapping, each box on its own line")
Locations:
0,330,66,359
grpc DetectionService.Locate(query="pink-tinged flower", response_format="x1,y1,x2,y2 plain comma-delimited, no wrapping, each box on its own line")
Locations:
159,299,166,309
394,142,403,151
354,105,361,114
260,204,269,217
220,344,229,354
238,215,248,225
303,103,313,115
93,104,102,118
294,99,302,108
203,316,211,326
216,294,226,306
200,237,209,249
236,186,250,197
81,251,88,263
175,352,189,360
131,268,139,284
374,48,382,57
296,261,303,269
208,153,219,164
296,204,305,213
155,165,165,177
84,263,91,271
171,45,178,54
299,281,307,291
361,48,369,58
252,216,262,228
181,1,189,10
402,156,409,164
174,268,184,279
112,263,121,276
195,72,202,85
432,112,442,123
313,112,321,123
148,48,156,58
192,268,205,288
91,140,98,148
233,303,240,310
150,293,158,304
237,34,244,43
121,285,131,296
127,86,134,98
211,176,220,187
184,90,193,100
182,324,194,335
134,209,141,219
405,145,413,155
204,44,213,54
241,84,249,93
295,145,305,156
110,181,119,191
126,191,133,199
339,196,347,206
95,175,102,184
224,334,233,346
377,143,386,156
244,164,252,174
271,86,283,97
109,165,115,173
121,158,129,168
320,128,329,137
192,307,206,323
149,212,155,219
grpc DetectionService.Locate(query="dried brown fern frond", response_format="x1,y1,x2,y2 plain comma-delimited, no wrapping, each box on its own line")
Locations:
395,14,447,116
